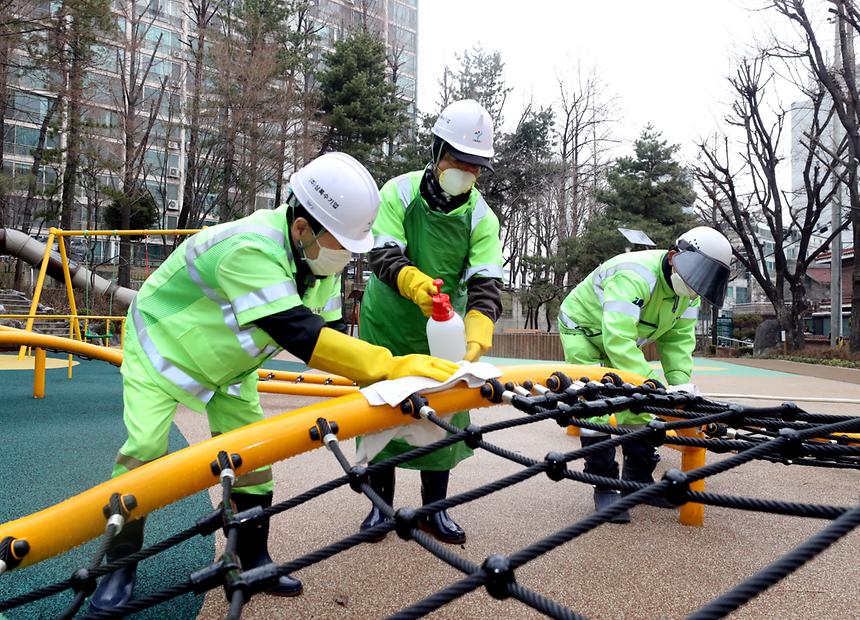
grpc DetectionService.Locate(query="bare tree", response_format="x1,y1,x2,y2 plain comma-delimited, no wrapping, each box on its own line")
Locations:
769,0,860,349
693,55,846,350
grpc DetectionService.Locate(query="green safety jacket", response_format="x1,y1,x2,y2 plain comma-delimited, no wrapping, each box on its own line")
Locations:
124,205,342,412
558,249,700,385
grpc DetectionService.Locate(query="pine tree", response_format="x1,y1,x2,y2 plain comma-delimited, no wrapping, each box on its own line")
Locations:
317,29,407,180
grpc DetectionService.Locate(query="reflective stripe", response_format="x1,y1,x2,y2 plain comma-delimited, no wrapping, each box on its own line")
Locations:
681,306,699,320
185,226,285,359
559,312,579,330
470,197,489,231
115,451,165,471
234,468,274,488
232,281,299,315
592,262,658,303
324,296,342,313
603,300,642,319
227,383,243,397
637,338,652,347
193,222,285,256
394,174,413,209
462,263,504,281
131,300,215,403
373,234,406,250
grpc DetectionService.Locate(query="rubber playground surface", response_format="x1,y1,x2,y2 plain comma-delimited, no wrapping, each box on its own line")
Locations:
0,353,857,619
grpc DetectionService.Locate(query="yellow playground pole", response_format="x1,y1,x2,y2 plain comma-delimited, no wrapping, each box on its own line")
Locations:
57,233,83,342
0,363,656,568
33,348,46,398
18,229,56,360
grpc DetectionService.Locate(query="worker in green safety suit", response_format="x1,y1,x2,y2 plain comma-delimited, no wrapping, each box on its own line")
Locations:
558,226,732,523
357,99,503,545
88,152,460,613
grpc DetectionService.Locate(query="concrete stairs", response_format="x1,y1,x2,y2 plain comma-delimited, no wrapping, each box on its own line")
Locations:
0,289,70,336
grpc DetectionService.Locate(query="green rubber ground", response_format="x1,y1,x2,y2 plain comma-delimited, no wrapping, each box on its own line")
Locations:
0,355,213,619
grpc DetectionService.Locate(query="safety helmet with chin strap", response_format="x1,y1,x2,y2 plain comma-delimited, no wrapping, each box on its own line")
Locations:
431,99,495,171
673,226,732,307
289,152,380,254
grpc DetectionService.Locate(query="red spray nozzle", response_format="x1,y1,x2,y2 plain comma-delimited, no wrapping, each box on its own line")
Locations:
430,278,453,321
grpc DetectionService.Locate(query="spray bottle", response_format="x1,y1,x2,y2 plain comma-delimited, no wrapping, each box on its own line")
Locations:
425,279,466,362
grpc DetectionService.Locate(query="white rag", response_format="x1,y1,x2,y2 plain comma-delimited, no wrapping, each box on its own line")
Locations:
356,361,503,464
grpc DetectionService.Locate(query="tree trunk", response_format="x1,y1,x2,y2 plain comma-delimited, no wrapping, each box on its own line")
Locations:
60,33,84,256
179,22,206,232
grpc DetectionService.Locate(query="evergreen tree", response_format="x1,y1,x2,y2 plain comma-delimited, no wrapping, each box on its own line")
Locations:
317,29,407,180
573,126,695,276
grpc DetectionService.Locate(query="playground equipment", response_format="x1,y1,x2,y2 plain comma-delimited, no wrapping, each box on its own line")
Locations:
0,362,857,619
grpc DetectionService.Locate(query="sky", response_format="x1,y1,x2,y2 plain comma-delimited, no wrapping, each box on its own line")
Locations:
415,0,825,163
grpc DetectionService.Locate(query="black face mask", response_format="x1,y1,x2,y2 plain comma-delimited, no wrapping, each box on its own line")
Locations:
673,241,730,307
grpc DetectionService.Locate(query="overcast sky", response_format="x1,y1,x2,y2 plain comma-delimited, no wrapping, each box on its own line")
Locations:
415,0,826,162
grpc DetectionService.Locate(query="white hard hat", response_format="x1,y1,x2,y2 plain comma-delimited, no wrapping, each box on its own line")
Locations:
289,152,380,253
673,226,733,307
431,99,495,169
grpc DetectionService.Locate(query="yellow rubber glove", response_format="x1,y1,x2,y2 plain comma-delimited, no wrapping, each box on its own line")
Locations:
308,327,459,386
396,266,437,317
464,310,494,362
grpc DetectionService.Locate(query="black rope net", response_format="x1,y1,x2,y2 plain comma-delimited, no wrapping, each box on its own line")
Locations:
1,372,859,619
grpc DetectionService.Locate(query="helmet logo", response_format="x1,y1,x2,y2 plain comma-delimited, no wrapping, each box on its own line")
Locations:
309,177,340,209
473,129,483,142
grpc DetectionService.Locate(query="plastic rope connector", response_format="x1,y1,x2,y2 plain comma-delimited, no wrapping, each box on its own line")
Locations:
101,493,137,520
348,465,368,493
394,507,418,541
400,393,429,419
464,424,483,449
778,428,804,461
645,419,668,447
309,418,339,444
601,372,624,387
0,537,30,574
544,451,567,482
661,468,690,506
545,371,572,393
481,554,514,600
69,567,96,595
210,452,243,477
480,378,505,404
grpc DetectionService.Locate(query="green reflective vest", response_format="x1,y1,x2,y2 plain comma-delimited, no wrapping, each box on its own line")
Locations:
558,249,700,385
124,206,342,412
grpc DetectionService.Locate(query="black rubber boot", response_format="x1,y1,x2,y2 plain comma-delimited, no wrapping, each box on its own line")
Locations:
581,435,630,524
359,465,395,542
88,517,145,613
419,470,466,544
232,492,303,597
621,441,675,509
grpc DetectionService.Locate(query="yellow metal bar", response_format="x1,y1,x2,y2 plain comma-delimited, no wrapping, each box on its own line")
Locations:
120,317,125,349
67,321,73,379
57,235,83,342
33,348,46,398
54,229,202,236
0,315,127,320
0,363,647,568
0,332,123,366
257,381,356,397
18,229,56,359
257,369,353,386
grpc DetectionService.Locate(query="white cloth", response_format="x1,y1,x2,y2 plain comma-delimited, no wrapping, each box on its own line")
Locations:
356,361,502,464
666,382,701,396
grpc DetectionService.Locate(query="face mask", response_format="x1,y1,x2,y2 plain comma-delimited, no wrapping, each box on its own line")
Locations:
671,271,698,299
438,167,477,196
299,232,352,276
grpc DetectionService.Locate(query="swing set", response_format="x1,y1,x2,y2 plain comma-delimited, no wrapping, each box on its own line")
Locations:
17,227,200,365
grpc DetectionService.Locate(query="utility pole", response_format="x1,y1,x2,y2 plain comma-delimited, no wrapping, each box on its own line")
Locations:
831,7,845,347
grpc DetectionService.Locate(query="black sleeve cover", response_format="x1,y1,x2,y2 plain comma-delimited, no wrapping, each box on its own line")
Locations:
367,245,412,291
466,277,503,322
253,305,326,363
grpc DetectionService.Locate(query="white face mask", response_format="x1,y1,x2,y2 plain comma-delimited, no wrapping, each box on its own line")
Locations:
671,271,698,299
299,232,352,276
438,167,476,196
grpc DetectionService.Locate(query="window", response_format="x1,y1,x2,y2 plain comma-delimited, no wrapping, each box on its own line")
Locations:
388,0,417,29
5,92,52,123
388,24,416,51
735,287,749,304
3,124,58,157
